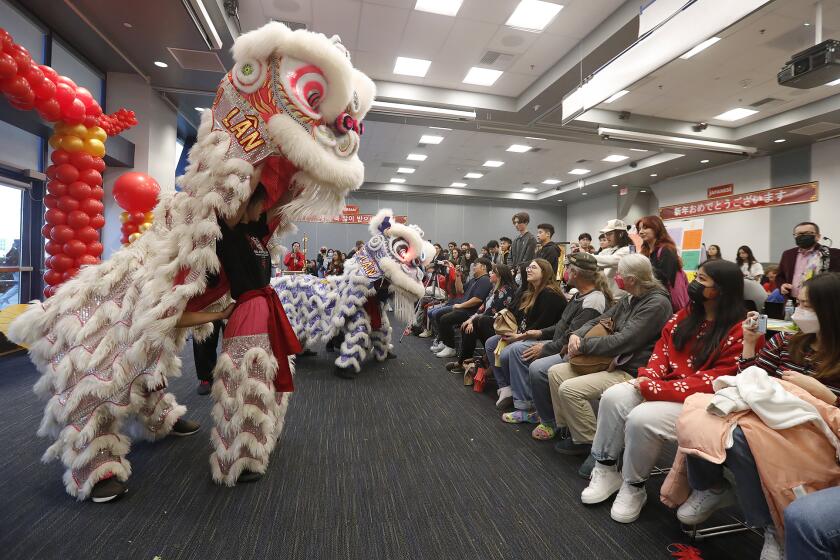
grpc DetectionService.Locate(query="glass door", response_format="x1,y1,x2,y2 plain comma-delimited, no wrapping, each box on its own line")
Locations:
0,183,24,306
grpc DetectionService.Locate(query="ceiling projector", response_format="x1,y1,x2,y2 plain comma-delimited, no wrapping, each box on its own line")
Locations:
778,39,840,88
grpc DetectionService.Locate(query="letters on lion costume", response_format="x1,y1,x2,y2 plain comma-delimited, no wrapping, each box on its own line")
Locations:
274,209,434,376
8,22,375,499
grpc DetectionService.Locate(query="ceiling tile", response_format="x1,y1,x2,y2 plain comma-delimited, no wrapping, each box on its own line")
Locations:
399,10,456,60
543,0,621,39
486,26,539,55
260,0,313,23
357,2,411,53
312,0,362,50
457,0,519,25
508,33,578,75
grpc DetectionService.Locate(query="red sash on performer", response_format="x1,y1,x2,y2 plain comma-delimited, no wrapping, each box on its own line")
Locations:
236,286,302,392
364,296,382,331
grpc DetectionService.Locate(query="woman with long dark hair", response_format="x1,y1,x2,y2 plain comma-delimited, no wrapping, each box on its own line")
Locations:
706,244,722,260
580,259,747,524
735,245,764,282
459,247,478,284
636,215,688,310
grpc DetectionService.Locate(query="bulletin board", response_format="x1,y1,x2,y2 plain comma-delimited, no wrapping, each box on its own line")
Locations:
664,218,705,272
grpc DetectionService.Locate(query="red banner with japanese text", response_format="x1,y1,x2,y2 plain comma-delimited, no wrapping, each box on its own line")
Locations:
660,182,818,220
297,214,408,225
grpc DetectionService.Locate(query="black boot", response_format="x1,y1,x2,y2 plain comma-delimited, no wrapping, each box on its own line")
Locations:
90,477,128,503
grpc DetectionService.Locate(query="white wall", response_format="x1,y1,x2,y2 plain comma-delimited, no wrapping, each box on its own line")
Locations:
101,73,178,257
565,195,618,242
810,137,840,239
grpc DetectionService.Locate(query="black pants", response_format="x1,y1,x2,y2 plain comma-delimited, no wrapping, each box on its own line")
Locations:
438,309,473,349
192,320,223,382
459,314,495,361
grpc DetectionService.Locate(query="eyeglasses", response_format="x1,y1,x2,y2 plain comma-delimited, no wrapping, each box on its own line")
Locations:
794,231,817,238
526,264,539,270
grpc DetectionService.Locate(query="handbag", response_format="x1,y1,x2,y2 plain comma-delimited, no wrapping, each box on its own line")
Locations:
569,318,616,375
463,362,476,386
472,366,487,392
493,308,519,366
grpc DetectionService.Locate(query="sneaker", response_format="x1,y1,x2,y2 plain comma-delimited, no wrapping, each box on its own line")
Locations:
445,361,462,371
502,410,540,424
553,437,592,456
237,470,263,484
436,346,457,358
760,527,784,560
386,352,397,360
197,380,211,395
90,477,128,503
677,485,737,526
610,483,648,523
430,341,444,352
580,463,622,504
578,454,596,479
170,418,200,436
495,386,513,410
418,330,433,338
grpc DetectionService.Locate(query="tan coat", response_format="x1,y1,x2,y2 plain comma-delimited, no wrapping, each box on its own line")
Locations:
660,379,840,536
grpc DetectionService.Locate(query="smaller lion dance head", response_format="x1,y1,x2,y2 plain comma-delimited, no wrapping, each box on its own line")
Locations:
346,209,435,324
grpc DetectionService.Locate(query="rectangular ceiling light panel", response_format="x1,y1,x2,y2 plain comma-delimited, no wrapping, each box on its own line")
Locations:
505,0,564,32
415,0,463,17
419,134,445,144
394,56,431,77
680,36,721,59
463,67,503,86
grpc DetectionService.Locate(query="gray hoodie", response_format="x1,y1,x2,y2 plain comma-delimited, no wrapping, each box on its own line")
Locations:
572,287,673,376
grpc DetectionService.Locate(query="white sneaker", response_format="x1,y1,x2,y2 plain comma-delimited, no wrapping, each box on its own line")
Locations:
436,346,457,358
610,482,648,523
418,329,432,338
581,463,622,505
430,341,443,352
760,526,784,560
677,486,737,526
495,386,512,407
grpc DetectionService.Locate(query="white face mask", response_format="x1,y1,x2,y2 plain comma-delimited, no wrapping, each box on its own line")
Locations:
792,308,820,334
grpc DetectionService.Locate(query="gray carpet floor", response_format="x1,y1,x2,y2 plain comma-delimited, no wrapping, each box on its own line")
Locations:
0,330,763,560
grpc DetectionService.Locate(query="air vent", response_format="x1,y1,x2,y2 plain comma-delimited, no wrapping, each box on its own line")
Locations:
750,97,783,108
167,48,226,72
271,19,307,31
380,162,400,169
788,122,840,136
575,158,590,163
478,50,515,69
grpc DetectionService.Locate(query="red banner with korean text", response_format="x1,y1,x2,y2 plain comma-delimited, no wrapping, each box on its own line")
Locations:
660,182,818,221
297,214,408,225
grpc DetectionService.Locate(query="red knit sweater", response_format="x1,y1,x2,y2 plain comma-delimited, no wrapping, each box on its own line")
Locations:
637,309,748,403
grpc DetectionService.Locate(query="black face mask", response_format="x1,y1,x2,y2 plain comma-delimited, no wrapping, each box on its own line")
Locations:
688,280,714,304
795,234,817,249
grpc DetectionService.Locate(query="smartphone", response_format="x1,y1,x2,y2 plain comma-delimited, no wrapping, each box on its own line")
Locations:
756,314,768,334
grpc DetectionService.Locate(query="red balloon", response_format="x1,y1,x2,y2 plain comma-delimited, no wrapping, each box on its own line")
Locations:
33,77,55,100
63,239,87,258
123,223,138,235
82,115,97,128
47,180,68,197
66,209,90,229
79,168,102,187
62,268,80,281
87,241,104,257
41,223,53,237
23,65,45,87
50,151,71,165
89,186,104,201
76,87,94,109
9,93,35,111
39,65,58,83
54,163,79,184
10,45,31,75
120,234,130,245
45,208,67,225
43,286,57,298
68,181,92,200
76,255,98,267
0,52,16,79
56,75,77,89
50,225,74,244
91,157,106,172
0,31,12,54
43,194,59,209
89,214,105,229
54,82,75,109
43,269,63,285
36,97,61,121
80,199,104,216
113,172,161,212
50,253,74,272
1,75,31,99
69,151,94,170
75,226,99,244
129,210,146,223
87,103,102,118
45,241,63,256
57,195,80,213
63,97,86,123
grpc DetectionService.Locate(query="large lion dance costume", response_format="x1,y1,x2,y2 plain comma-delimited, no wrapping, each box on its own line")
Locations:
9,22,375,498
275,209,434,376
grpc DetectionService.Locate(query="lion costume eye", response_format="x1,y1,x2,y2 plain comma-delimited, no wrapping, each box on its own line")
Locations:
391,238,412,263
279,57,327,120
231,59,268,94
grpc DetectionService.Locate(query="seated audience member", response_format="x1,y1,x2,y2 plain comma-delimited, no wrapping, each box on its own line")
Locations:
346,239,364,259
637,215,688,311
499,236,512,266
525,253,612,440
536,223,561,274
581,260,747,523
416,259,459,337
784,485,840,560
458,247,478,284
776,221,840,301
547,254,672,456
448,247,460,266
736,245,764,281
596,233,608,255
706,244,722,260
480,246,489,259
445,264,517,373
327,250,345,276
432,258,493,358
594,219,633,295
487,239,501,264
762,266,779,293
305,259,318,276
672,272,840,559
283,241,305,271
486,258,567,412
578,232,595,254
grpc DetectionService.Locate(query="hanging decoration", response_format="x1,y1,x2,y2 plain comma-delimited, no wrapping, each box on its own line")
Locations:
0,27,138,297
112,172,160,245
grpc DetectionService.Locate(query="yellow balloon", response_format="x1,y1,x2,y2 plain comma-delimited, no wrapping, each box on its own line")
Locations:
84,138,106,158
60,135,84,152
128,232,141,243
86,126,107,142
119,212,129,224
53,122,70,135
48,134,62,149
144,211,154,221
65,124,87,139
139,221,153,232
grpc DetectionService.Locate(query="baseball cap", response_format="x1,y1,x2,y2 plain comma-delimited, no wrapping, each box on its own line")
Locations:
568,251,598,272
600,219,628,233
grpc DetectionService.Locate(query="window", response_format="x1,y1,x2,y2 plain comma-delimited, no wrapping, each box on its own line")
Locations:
0,183,23,306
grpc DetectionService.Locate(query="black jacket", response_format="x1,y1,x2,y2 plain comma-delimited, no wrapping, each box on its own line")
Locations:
536,241,561,273
511,288,566,332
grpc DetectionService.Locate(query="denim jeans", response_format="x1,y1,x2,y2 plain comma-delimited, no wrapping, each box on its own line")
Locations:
784,486,840,559
686,426,773,528
528,353,568,427
485,335,503,385
503,340,540,410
